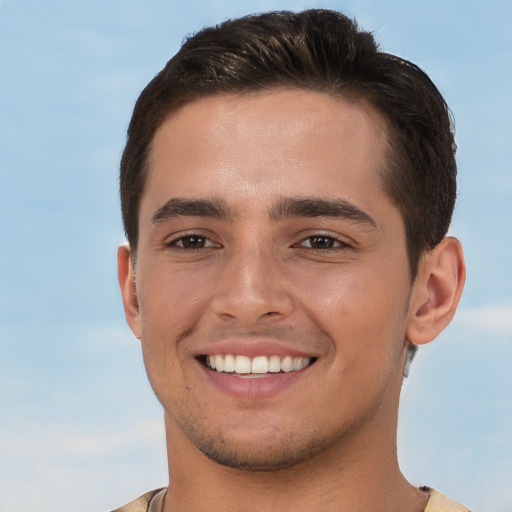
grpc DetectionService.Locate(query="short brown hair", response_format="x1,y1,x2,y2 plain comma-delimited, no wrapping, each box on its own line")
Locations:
120,9,456,277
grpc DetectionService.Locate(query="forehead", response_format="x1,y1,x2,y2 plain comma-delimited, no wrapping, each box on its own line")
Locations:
143,90,392,217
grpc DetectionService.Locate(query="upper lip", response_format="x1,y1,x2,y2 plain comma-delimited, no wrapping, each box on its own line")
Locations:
194,338,319,359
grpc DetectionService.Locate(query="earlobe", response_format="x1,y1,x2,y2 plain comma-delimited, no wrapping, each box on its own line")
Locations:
406,236,466,346
117,244,142,340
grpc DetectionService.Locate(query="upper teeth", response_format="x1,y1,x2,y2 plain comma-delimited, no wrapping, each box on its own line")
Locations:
207,354,311,374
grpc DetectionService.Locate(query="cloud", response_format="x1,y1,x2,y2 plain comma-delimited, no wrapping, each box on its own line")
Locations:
1,419,164,458
0,419,167,511
79,324,137,351
453,303,512,335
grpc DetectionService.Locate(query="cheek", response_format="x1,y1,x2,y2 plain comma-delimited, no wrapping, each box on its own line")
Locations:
292,261,409,355
136,267,208,396
138,264,213,334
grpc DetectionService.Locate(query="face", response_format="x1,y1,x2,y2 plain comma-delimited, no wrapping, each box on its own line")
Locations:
122,90,415,470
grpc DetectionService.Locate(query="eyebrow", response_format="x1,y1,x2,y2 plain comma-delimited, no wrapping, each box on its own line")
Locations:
269,197,377,227
152,197,233,223
151,196,376,228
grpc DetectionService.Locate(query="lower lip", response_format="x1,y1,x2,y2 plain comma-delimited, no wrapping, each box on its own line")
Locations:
198,362,313,400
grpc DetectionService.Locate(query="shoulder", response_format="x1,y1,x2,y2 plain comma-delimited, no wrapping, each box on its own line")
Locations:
422,487,471,512
110,488,165,512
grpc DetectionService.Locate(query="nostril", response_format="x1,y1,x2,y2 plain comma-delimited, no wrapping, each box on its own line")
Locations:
210,285,294,325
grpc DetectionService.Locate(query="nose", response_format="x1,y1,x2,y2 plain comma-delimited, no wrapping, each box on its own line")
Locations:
210,245,294,326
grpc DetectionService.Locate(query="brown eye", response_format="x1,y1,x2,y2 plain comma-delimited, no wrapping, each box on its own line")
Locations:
298,235,351,250
181,235,206,248
307,236,336,249
172,235,210,249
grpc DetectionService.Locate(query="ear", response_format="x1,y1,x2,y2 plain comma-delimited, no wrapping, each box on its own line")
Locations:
406,236,466,346
117,244,142,340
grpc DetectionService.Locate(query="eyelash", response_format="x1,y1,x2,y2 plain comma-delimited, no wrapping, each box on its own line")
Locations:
294,234,353,252
166,233,353,252
166,233,218,250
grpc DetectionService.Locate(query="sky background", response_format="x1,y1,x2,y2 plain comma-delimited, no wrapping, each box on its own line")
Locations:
0,1,511,511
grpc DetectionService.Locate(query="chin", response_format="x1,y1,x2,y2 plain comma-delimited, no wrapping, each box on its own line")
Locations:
198,441,316,472
181,419,338,472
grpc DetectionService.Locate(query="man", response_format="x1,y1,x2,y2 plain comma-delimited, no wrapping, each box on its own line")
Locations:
115,9,468,512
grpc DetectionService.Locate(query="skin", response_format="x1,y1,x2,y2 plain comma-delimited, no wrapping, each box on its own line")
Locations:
118,89,465,511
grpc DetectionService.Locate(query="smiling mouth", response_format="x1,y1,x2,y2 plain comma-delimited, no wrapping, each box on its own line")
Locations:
200,354,315,377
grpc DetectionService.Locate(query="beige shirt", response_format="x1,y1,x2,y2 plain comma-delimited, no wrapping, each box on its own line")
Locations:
113,486,471,511
423,487,471,512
